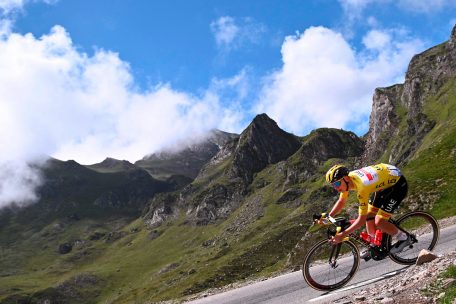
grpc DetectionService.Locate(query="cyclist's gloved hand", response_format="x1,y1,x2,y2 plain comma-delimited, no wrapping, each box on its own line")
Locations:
313,212,327,225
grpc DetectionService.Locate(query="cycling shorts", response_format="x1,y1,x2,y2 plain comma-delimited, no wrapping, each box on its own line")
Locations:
368,175,408,219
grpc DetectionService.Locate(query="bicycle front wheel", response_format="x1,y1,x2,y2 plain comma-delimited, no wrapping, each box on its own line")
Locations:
303,239,360,291
388,211,440,265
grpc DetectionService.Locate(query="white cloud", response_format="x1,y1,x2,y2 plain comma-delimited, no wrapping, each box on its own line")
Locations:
211,16,239,48
0,25,235,164
363,29,391,50
254,26,425,136
0,0,24,15
208,69,251,133
338,0,456,18
210,16,266,52
397,0,456,12
0,0,58,37
0,25,243,207
0,160,42,208
0,0,57,15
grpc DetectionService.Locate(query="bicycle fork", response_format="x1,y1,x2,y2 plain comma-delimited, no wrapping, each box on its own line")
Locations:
328,243,342,268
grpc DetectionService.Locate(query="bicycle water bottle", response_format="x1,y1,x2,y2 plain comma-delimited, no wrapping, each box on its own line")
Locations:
373,229,383,246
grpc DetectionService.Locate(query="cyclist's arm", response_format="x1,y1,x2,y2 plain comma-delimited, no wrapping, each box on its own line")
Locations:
337,193,369,237
329,192,348,217
340,214,368,236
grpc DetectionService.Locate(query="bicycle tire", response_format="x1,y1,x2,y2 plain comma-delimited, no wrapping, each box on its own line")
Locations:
303,239,360,291
387,211,440,265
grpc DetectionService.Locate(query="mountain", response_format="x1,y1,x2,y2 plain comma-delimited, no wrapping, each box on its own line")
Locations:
229,113,302,183
1,25,456,304
85,157,137,173
362,26,456,165
3,158,172,231
143,114,304,227
135,129,239,180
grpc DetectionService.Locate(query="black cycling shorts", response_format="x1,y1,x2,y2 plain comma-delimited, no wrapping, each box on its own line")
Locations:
369,175,408,214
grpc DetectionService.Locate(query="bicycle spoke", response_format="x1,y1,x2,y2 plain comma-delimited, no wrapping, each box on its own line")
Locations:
388,211,439,265
303,239,360,290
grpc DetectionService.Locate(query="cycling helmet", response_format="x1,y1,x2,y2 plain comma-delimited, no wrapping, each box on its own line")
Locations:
325,165,349,183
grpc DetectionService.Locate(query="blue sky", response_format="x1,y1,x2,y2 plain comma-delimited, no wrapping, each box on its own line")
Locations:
12,1,455,96
0,0,456,206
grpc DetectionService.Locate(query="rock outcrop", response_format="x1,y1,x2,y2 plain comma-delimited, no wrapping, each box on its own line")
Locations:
229,114,302,183
284,128,364,186
143,114,302,227
363,24,456,165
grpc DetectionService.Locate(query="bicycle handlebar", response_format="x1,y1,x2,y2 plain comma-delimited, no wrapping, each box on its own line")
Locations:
311,213,350,241
313,213,338,224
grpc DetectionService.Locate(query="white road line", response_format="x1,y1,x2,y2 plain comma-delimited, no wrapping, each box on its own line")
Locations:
308,267,410,302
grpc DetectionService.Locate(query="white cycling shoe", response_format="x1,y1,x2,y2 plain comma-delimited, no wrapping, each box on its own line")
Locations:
389,234,412,254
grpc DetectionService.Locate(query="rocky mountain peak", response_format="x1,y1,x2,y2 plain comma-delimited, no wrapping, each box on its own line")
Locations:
450,24,456,47
362,26,456,164
300,128,364,160
250,113,278,128
229,113,302,183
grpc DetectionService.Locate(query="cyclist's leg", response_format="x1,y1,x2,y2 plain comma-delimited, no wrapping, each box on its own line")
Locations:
361,208,377,261
381,175,408,215
376,176,408,236
366,206,377,236
375,209,399,235
370,184,404,236
368,192,387,235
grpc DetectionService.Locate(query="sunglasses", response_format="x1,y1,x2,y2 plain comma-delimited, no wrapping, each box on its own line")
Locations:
332,179,342,188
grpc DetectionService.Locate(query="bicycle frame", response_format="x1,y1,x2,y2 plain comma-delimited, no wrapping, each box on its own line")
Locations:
318,214,388,257
319,214,417,261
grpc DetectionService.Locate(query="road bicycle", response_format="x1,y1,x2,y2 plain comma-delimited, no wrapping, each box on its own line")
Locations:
302,211,440,291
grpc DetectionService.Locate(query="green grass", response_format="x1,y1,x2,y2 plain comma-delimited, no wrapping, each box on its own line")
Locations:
402,76,456,218
438,265,456,303
422,265,456,303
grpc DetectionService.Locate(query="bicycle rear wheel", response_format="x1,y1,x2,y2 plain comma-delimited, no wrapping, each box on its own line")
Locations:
303,239,360,291
388,211,440,265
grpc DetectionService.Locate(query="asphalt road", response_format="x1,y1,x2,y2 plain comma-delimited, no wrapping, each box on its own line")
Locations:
188,224,456,304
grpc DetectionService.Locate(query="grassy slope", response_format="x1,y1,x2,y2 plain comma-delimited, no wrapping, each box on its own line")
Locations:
403,76,456,218
0,156,320,303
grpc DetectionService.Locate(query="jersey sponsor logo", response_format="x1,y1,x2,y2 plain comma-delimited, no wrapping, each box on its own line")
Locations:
388,178,397,184
385,199,397,212
360,169,374,180
354,166,379,185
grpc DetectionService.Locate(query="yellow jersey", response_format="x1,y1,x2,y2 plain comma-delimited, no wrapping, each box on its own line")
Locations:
339,163,402,215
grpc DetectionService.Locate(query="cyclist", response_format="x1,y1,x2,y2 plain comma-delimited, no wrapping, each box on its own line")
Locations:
324,164,411,258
